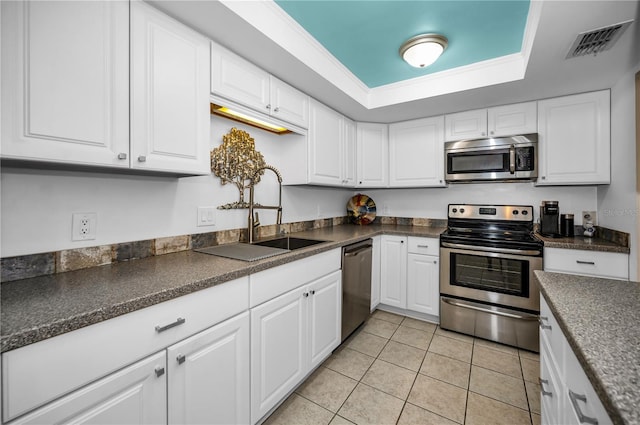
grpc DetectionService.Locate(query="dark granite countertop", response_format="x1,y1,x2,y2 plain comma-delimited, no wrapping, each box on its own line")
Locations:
1,224,444,353
536,270,640,425
536,233,630,254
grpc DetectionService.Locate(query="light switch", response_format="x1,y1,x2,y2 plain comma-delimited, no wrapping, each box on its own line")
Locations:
197,207,216,227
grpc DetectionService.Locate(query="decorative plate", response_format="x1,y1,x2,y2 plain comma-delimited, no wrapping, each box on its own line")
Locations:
347,194,376,225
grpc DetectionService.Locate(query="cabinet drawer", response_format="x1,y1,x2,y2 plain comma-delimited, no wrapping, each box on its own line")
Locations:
540,340,562,424
2,277,249,421
540,295,564,370
544,248,629,280
250,249,341,307
407,237,439,256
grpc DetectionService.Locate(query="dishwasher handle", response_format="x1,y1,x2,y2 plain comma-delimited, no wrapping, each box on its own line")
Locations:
343,239,373,257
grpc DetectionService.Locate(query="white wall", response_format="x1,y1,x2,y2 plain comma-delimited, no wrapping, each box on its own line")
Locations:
597,61,640,281
366,184,597,225
0,117,352,257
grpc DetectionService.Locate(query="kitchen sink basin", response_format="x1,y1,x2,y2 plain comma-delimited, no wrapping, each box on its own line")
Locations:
252,237,327,250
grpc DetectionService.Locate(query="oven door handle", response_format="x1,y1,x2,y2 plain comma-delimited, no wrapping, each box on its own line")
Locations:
441,297,539,321
440,241,542,256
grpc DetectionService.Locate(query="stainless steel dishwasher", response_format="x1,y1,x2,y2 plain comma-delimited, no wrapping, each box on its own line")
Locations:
341,239,372,342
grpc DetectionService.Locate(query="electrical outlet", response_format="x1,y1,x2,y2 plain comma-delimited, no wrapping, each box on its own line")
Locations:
72,213,97,241
197,207,216,227
582,210,597,226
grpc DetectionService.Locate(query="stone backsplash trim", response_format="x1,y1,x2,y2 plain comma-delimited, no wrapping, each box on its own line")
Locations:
1,216,628,283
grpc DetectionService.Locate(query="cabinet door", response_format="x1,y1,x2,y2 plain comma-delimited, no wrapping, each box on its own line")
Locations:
389,116,445,187
210,42,270,112
130,1,210,175
251,286,307,423
357,123,389,187
1,0,129,167
308,100,344,185
380,236,407,308
487,101,537,137
167,312,250,425
307,271,342,369
406,254,439,316
537,90,610,185
445,109,488,141
270,76,309,128
343,118,357,187
9,352,167,425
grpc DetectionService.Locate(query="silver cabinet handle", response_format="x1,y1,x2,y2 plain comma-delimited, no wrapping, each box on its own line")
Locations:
568,390,598,425
539,378,552,397
303,292,309,298
417,244,429,248
177,354,186,365
441,297,538,321
310,290,315,295
576,260,596,265
539,316,552,330
117,153,127,160
155,317,186,333
154,366,165,377
138,155,146,162
274,107,280,113
266,104,271,110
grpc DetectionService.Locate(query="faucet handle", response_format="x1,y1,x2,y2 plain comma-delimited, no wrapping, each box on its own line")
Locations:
254,212,260,227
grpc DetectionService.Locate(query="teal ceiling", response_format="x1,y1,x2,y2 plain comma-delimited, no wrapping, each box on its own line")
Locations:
274,0,530,88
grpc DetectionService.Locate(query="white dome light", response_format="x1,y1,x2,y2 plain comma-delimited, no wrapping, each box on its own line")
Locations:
400,34,448,68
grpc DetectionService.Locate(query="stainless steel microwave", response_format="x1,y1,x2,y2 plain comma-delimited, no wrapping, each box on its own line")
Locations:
444,134,538,183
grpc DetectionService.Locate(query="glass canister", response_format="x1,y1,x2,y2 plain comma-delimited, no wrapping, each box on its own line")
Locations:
560,214,574,237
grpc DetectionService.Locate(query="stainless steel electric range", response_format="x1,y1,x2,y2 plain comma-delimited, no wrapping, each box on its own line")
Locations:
439,204,543,352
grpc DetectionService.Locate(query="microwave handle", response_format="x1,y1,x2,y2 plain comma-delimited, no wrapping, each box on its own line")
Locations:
509,145,516,174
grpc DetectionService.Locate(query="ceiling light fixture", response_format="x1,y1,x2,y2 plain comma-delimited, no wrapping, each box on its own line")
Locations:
399,34,448,68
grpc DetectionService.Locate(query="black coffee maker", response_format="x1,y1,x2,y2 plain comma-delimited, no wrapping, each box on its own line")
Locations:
540,201,560,237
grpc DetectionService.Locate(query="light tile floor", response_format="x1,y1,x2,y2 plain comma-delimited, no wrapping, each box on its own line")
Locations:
265,309,541,425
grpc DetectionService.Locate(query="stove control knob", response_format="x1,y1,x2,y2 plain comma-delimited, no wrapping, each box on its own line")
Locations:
452,208,458,213
513,210,519,215
522,210,528,216
459,208,465,213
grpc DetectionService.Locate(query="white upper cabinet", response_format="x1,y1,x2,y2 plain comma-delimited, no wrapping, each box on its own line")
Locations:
389,116,446,187
537,90,610,185
357,123,389,187
487,102,537,137
130,1,211,175
1,0,130,167
445,102,537,141
210,42,309,128
308,99,353,187
445,109,487,141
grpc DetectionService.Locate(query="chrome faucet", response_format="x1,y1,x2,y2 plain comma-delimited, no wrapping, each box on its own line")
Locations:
248,165,283,243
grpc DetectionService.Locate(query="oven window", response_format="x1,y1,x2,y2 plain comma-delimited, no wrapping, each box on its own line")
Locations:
448,152,507,173
450,252,529,297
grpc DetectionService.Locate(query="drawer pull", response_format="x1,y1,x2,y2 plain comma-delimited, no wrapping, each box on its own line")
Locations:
568,389,598,425
417,244,429,248
539,378,552,397
576,260,596,265
155,317,186,333
154,366,165,378
177,354,186,365
539,317,552,330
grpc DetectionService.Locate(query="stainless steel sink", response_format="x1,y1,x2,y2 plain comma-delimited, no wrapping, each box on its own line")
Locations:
252,237,327,250
194,237,327,261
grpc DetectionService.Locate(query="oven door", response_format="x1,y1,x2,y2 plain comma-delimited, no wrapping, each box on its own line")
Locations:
440,244,542,312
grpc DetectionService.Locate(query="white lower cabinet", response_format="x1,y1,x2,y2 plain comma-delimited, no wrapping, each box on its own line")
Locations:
250,270,341,424
540,295,611,425
370,236,382,311
544,247,629,280
167,312,250,425
380,236,439,318
7,352,167,425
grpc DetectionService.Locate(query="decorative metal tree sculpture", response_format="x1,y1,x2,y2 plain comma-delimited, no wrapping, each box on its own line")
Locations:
211,128,266,209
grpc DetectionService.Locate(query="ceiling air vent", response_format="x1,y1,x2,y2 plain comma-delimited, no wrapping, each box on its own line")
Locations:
566,20,633,59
